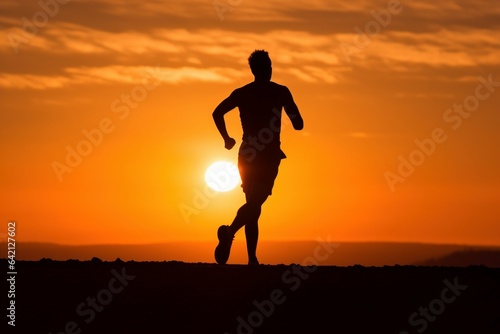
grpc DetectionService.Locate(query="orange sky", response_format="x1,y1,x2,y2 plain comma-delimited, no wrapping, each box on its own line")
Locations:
1,0,499,248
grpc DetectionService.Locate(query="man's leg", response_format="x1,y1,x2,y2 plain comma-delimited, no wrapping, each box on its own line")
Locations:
243,190,268,263
217,155,280,264
215,157,259,265
228,194,265,235
214,194,263,265
240,158,280,263
245,215,259,263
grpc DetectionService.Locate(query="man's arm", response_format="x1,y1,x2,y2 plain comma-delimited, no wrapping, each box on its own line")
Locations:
212,92,238,150
283,87,304,130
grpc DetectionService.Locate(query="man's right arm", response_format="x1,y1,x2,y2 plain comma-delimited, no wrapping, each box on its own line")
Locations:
212,91,238,150
283,87,304,130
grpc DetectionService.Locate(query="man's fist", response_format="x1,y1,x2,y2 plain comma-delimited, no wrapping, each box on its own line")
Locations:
224,137,236,150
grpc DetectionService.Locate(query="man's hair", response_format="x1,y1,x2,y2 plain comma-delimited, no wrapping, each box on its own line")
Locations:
248,50,272,76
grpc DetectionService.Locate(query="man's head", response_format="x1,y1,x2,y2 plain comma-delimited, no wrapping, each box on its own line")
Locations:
248,50,272,81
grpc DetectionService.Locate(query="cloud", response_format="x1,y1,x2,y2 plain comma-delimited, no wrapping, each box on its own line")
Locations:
0,73,72,89
1,0,499,90
336,27,500,70
0,22,184,55
349,132,370,138
0,21,348,87
0,65,246,89
2,22,498,89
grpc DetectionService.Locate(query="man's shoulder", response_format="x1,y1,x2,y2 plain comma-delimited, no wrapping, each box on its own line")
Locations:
231,83,253,95
236,82,289,89
269,81,288,89
270,82,291,95
232,82,290,96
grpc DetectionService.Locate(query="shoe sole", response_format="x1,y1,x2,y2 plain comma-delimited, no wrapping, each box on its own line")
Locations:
215,226,231,265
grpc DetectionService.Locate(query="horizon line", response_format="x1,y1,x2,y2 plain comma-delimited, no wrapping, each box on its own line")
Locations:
3,240,500,248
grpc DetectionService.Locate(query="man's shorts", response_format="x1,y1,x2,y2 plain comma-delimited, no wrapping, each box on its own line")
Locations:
238,146,286,196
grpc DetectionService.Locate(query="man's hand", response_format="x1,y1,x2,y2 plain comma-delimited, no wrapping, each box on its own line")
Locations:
224,137,236,150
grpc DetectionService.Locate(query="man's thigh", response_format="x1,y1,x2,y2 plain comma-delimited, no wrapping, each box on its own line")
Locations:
238,155,281,197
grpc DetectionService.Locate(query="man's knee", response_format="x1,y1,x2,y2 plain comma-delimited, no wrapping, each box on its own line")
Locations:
246,184,270,205
247,194,268,207
244,197,262,211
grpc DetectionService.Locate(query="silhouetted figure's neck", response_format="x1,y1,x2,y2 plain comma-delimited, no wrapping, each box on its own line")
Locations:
253,68,272,83
253,78,271,84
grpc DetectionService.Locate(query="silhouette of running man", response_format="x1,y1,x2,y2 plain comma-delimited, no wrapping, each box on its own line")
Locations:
213,50,304,265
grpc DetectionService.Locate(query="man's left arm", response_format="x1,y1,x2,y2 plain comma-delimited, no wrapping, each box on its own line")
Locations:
283,87,304,130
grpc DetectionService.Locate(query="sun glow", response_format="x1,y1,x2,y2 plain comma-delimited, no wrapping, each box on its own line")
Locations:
204,161,240,192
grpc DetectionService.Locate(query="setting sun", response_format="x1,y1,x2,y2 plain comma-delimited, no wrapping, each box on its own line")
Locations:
204,161,240,192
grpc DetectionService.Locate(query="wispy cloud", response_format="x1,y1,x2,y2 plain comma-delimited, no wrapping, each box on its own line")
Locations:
1,0,499,90
342,132,388,139
0,65,246,89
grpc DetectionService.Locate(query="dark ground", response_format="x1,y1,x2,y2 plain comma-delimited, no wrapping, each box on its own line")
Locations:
3,260,500,334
